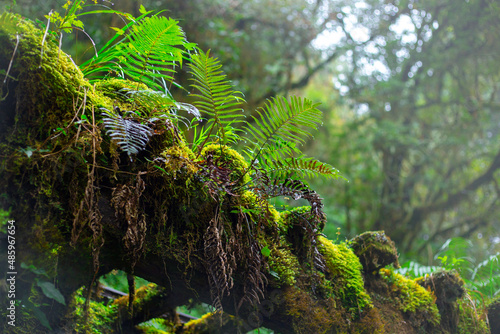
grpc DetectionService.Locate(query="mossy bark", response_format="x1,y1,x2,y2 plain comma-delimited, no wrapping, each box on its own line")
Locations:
0,13,491,334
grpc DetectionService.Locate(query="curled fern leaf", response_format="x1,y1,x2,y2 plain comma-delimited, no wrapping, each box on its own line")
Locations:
102,109,153,160
188,50,245,151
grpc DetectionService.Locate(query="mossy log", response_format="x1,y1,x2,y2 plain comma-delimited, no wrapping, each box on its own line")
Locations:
0,13,490,334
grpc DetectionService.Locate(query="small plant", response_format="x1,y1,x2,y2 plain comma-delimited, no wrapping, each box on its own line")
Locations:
398,237,500,301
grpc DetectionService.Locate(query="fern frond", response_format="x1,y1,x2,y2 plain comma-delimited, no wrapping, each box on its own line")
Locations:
188,50,245,151
261,155,343,180
102,109,153,160
81,15,195,91
244,95,322,168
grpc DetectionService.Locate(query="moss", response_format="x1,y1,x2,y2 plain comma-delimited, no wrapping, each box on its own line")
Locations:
135,318,172,333
200,144,251,190
160,144,197,175
0,12,93,142
379,268,440,326
349,231,399,274
456,296,490,334
317,235,373,316
64,287,119,333
180,311,238,334
113,283,164,313
280,206,311,234
417,270,465,333
350,307,386,334
267,244,300,287
283,285,345,334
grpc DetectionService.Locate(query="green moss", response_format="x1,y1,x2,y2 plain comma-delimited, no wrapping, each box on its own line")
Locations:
317,235,373,316
0,13,93,141
283,286,345,334
280,206,311,233
456,297,490,334
136,318,172,333
161,145,197,173
65,287,119,333
181,311,237,334
267,244,300,287
113,283,164,313
380,268,440,326
200,144,251,189
349,231,399,273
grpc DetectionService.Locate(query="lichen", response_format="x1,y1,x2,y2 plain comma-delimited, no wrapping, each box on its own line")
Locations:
379,268,440,326
317,235,373,316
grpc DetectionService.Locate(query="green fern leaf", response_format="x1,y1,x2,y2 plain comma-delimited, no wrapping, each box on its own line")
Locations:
81,15,194,91
261,155,343,180
244,95,322,168
188,50,245,152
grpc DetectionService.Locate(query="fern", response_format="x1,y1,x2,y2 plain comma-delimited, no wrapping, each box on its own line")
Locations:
102,108,153,160
260,155,342,180
81,15,195,92
188,50,245,152
244,96,340,180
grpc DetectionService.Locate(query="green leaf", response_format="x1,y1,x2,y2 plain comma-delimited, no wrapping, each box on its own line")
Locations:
21,262,49,277
81,15,192,91
270,270,280,279
261,246,271,257
36,281,66,305
24,300,52,330
244,96,337,181
188,50,245,151
262,155,343,180
139,4,147,15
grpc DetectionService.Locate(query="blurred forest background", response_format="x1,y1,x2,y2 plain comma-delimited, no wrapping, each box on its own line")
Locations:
2,0,499,298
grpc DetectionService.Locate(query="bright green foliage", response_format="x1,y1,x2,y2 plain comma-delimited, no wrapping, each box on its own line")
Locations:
457,298,490,334
66,287,118,333
245,96,341,180
200,144,251,187
380,268,440,325
267,245,300,287
136,318,171,333
188,50,245,151
399,237,500,301
317,235,372,315
81,14,195,91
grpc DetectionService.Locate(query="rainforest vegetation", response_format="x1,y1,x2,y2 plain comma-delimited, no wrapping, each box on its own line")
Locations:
0,0,499,333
